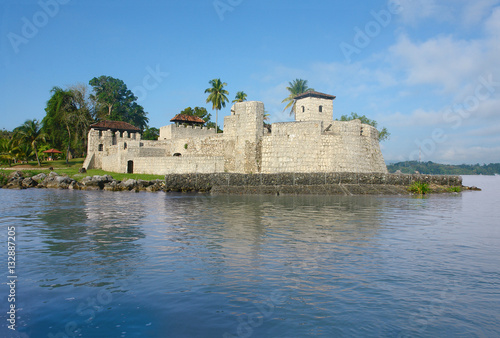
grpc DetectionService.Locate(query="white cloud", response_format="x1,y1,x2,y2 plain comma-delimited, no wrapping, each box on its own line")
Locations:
484,6,500,35
389,34,486,92
463,0,500,26
397,0,500,27
385,109,442,127
437,145,500,164
397,0,452,25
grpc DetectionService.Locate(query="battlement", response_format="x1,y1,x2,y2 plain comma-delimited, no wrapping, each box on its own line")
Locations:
159,124,215,140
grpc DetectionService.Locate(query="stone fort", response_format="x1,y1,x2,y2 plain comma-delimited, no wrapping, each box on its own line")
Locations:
83,91,388,174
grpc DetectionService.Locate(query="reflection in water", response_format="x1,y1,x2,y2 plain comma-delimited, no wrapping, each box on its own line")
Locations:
1,180,498,338
29,190,147,290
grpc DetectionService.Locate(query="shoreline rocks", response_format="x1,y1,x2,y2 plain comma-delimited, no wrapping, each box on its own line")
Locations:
0,171,165,192
0,170,480,195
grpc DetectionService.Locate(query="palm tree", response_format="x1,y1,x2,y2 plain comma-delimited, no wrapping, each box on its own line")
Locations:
0,138,14,166
13,119,46,167
281,79,314,117
205,79,229,133
232,91,247,103
11,143,34,163
44,86,94,162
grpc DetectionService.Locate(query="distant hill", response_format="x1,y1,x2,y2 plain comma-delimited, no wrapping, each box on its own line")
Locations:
387,161,500,175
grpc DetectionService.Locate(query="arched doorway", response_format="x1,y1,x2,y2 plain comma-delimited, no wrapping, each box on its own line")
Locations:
127,160,134,174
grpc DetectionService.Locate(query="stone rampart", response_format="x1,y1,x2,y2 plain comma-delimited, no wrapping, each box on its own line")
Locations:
133,156,224,175
159,124,215,140
164,172,462,194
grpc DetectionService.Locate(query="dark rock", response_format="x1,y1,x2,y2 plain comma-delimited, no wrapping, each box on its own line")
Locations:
137,180,152,189
21,177,38,188
80,175,113,189
68,181,81,190
8,171,24,179
5,177,24,189
32,173,47,182
119,179,137,190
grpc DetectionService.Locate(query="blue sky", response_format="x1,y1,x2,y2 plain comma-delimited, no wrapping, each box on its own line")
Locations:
1,0,499,164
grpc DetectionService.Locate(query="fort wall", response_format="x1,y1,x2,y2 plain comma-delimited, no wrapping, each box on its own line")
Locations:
84,94,389,176
159,124,215,140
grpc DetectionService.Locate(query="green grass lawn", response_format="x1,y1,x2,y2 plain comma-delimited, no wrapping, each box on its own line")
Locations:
0,158,164,182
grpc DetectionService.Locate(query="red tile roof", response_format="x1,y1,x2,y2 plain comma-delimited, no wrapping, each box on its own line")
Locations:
90,120,141,132
294,91,336,100
170,114,205,124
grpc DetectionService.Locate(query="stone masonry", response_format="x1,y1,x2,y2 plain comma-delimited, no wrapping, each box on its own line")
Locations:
83,91,388,175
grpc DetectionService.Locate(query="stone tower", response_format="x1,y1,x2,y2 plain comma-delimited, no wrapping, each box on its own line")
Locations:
294,91,336,125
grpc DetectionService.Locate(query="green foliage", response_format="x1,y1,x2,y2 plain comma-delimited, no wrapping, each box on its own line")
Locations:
205,78,229,133
12,119,47,166
142,127,160,140
0,173,7,186
448,186,462,192
0,129,13,140
232,91,247,103
388,161,500,175
281,79,313,115
180,106,212,123
337,112,390,142
408,181,430,195
0,158,164,182
89,75,149,131
0,138,14,166
42,85,94,161
184,143,188,149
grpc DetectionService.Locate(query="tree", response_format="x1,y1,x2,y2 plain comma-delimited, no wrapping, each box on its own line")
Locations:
282,79,313,116
13,119,46,166
205,78,229,133
232,91,247,103
0,129,13,140
337,112,390,142
180,106,212,123
11,143,34,163
89,75,149,130
142,127,159,140
43,86,94,163
0,138,14,166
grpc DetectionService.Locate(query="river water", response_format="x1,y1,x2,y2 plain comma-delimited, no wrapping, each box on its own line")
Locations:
0,175,499,337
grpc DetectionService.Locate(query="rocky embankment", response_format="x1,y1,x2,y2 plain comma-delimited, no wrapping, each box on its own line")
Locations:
1,170,479,195
0,171,165,192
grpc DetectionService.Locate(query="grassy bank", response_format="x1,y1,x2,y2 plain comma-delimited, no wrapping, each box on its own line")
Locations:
0,158,164,182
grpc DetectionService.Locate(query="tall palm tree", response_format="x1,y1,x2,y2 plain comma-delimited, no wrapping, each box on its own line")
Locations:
13,119,46,167
44,87,77,164
205,79,229,133
232,91,247,103
281,79,314,117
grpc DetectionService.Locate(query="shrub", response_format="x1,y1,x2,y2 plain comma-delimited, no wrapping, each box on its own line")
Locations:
0,173,7,186
408,181,430,195
447,186,462,193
